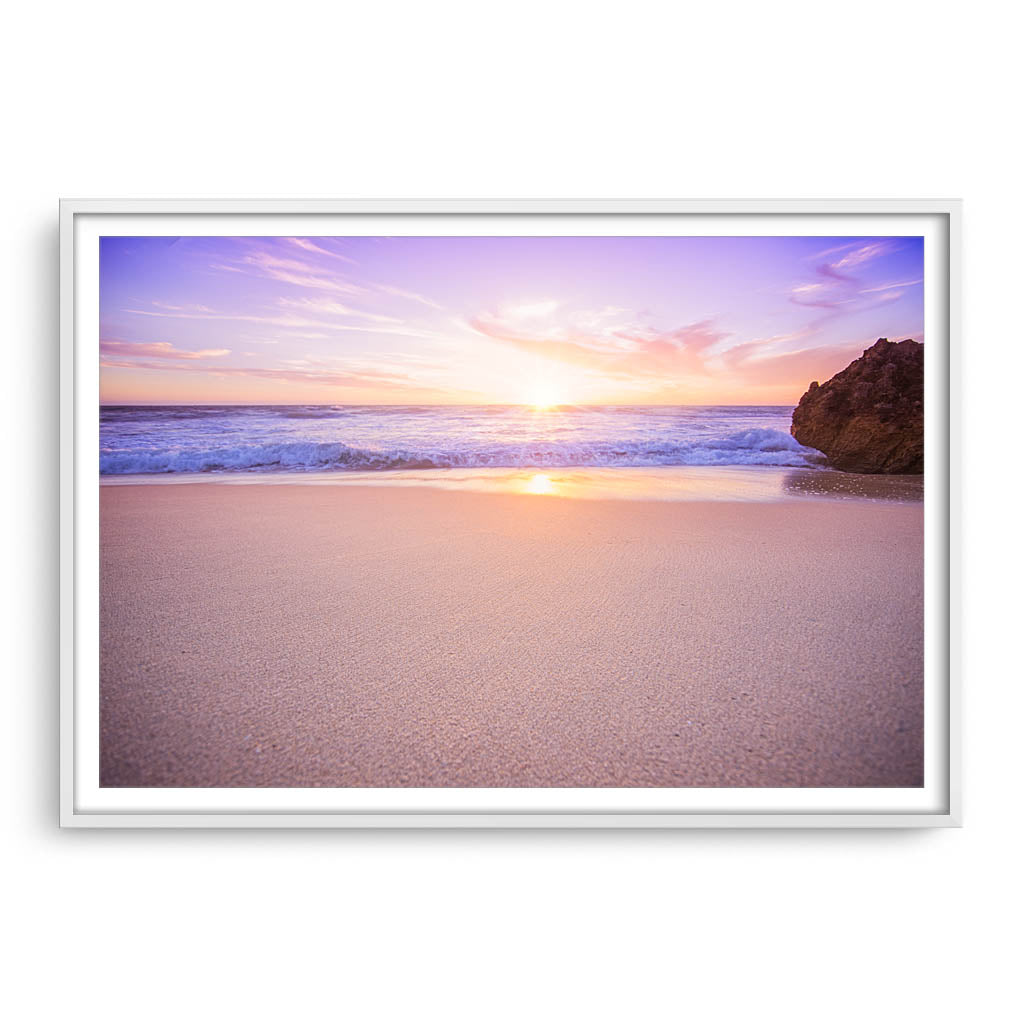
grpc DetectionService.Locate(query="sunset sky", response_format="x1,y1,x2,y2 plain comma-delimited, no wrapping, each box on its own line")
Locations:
99,235,924,405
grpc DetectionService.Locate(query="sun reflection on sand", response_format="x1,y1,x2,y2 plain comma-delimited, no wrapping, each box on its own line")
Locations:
110,467,922,506
523,472,556,495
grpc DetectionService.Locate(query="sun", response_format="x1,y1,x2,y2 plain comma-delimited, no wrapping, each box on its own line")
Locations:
527,381,561,409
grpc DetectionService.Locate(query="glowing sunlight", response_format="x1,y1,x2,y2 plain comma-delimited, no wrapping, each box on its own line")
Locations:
527,382,562,409
523,472,556,495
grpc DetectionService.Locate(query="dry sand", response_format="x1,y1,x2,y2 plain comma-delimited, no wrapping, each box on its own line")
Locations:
100,483,924,787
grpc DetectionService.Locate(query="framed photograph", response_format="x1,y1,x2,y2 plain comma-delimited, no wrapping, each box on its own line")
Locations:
60,199,959,827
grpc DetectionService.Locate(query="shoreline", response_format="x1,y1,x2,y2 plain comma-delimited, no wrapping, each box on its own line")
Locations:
98,464,924,504
101,482,924,788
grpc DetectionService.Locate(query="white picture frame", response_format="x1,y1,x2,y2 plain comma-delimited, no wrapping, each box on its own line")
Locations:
60,198,961,828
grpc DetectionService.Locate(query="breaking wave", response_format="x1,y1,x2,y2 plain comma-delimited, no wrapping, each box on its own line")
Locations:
100,428,825,475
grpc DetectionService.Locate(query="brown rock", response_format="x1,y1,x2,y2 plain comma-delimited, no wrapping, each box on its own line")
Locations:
791,338,923,474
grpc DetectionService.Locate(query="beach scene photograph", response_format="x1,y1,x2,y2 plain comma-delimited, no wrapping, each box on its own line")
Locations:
98,233,925,788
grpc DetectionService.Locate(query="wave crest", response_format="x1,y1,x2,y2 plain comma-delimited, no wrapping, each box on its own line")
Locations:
100,429,825,475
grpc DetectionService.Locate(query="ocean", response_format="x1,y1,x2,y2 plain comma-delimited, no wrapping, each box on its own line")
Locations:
99,405,826,476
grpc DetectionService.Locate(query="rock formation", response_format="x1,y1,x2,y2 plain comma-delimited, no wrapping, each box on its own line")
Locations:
791,338,924,474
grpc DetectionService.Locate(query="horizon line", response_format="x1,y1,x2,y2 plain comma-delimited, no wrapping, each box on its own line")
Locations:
99,400,799,409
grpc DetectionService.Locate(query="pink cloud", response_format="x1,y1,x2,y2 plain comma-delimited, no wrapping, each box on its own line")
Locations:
721,339,870,387
470,300,895,399
100,339,230,360
100,355,414,390
469,312,729,380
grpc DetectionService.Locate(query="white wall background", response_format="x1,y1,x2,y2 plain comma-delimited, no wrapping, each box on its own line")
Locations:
4,2,1019,1021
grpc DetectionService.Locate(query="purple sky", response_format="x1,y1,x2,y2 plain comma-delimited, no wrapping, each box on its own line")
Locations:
99,235,924,405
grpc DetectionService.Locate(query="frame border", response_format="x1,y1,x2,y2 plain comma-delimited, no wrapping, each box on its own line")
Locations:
59,198,961,828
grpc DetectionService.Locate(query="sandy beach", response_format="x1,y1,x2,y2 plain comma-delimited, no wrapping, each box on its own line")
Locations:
100,481,923,787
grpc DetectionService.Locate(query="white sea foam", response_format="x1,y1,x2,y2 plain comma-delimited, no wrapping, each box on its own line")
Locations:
99,406,826,475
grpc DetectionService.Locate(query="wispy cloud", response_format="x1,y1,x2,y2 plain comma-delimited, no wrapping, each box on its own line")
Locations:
237,251,367,294
212,241,445,315
789,281,852,310
285,237,357,263
204,365,410,387
503,299,560,320
831,241,896,272
790,240,907,313
100,339,230,361
101,348,416,390
206,243,366,294
277,296,405,324
374,283,444,310
150,301,215,313
860,278,923,294
123,306,328,329
121,302,435,341
811,240,897,265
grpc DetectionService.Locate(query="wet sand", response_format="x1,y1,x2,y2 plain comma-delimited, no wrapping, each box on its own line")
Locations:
100,482,924,787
